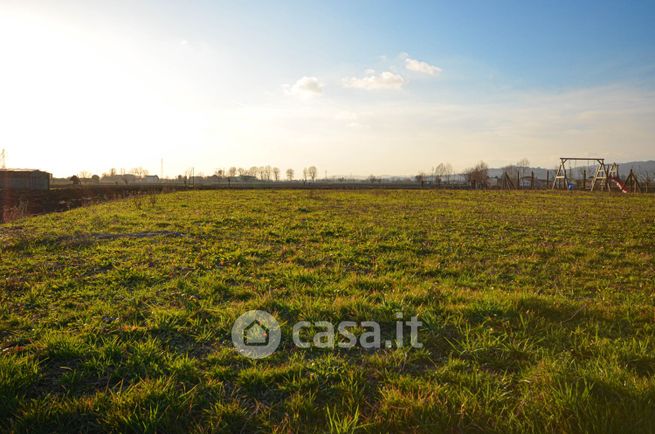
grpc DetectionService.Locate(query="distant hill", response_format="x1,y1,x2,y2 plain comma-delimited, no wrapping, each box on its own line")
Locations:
616,160,655,175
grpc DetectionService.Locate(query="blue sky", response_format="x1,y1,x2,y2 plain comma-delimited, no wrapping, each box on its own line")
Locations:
1,0,654,176
139,0,655,88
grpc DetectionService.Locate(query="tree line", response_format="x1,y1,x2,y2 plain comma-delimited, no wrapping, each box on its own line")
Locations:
211,166,318,182
74,166,320,183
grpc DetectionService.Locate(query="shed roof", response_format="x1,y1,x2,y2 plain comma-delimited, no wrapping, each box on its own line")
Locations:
0,169,50,173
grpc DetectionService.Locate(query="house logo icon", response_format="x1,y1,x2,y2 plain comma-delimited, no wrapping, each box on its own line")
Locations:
231,310,281,359
243,320,269,346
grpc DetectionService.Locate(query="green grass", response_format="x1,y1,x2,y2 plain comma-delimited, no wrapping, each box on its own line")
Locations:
1,189,654,433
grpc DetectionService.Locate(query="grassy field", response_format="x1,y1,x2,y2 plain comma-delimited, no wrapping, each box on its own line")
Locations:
1,190,654,433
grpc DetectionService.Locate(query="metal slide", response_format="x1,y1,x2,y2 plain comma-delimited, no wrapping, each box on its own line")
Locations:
609,177,628,193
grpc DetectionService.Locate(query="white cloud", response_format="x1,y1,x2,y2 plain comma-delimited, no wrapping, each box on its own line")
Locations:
284,76,324,99
342,70,405,90
404,57,442,76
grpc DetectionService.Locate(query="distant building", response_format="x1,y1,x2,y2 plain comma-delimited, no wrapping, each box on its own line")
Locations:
143,175,160,184
101,174,138,184
206,175,222,184
0,169,51,191
76,175,100,185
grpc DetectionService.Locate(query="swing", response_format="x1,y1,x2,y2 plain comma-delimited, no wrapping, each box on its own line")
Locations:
552,158,616,192
567,160,575,190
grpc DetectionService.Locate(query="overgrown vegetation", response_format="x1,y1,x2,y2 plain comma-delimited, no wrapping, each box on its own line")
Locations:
1,190,654,433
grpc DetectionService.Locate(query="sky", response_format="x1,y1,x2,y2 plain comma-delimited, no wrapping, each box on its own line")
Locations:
1,0,654,177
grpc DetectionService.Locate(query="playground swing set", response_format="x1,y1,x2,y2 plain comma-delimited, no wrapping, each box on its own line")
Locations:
551,157,642,193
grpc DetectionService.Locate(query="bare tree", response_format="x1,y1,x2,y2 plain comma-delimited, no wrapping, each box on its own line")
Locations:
308,166,317,182
465,161,489,188
434,163,453,185
303,168,308,181
228,167,237,178
237,168,246,176
214,169,225,178
444,163,453,183
132,167,149,178
503,159,530,181
286,168,294,181
517,158,530,177
273,167,280,181
433,164,442,184
78,170,92,179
